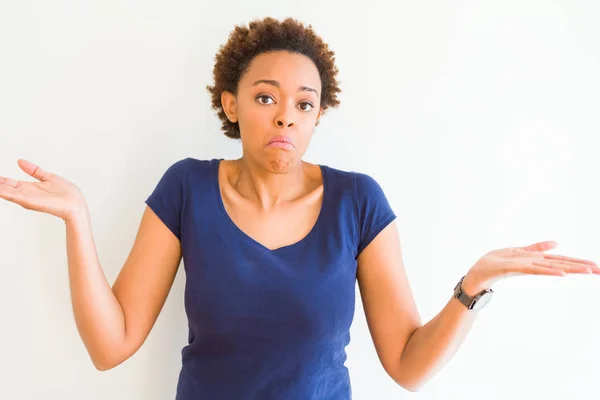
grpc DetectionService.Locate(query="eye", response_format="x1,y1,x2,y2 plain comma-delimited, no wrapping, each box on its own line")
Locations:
256,95,314,112
256,95,274,105
299,102,314,112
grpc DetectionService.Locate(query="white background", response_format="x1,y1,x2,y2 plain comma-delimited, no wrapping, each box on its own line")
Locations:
1,1,599,399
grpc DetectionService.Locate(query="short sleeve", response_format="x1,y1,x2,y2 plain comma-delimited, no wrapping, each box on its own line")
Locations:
145,158,190,241
353,172,397,257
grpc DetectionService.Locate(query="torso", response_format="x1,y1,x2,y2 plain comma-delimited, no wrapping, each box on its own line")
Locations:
217,159,324,251
174,157,360,398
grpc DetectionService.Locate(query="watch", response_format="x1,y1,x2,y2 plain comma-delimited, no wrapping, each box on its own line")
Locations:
453,275,494,312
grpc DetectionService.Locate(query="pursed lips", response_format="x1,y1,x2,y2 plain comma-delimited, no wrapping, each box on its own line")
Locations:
267,136,294,147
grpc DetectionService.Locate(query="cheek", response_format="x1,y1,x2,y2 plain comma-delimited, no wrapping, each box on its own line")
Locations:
240,105,270,127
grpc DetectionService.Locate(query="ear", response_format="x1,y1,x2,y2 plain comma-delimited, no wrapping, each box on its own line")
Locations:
316,107,324,124
221,91,238,123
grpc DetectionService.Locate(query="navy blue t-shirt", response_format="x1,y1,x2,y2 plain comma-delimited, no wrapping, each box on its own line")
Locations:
145,158,396,399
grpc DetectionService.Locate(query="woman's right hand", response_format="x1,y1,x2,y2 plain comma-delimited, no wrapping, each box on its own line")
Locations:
0,159,86,222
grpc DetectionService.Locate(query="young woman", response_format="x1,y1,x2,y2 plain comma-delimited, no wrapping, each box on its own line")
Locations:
0,16,597,399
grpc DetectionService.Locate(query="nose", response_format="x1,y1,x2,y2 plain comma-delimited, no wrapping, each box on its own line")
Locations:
276,118,293,127
275,102,295,128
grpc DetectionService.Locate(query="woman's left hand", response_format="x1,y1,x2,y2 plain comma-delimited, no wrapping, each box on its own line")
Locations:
461,241,600,295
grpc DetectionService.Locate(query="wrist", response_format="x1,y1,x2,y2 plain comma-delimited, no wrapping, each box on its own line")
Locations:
64,201,89,224
461,270,491,297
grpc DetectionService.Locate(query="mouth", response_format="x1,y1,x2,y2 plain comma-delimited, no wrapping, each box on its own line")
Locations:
267,136,294,149
267,141,294,149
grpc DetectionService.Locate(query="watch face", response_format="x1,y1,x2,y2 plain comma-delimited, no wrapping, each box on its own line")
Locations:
472,291,493,311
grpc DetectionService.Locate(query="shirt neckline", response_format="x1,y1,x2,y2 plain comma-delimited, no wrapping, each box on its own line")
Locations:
212,158,327,253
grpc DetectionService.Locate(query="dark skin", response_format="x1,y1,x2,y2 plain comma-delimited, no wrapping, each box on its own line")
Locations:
220,50,324,213
218,50,326,251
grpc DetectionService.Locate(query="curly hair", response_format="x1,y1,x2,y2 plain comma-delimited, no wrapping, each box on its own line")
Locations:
206,17,342,139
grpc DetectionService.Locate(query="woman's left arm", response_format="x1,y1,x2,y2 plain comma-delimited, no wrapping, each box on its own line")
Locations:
357,223,599,392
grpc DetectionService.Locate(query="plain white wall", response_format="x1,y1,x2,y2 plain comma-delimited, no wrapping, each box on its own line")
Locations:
1,1,599,399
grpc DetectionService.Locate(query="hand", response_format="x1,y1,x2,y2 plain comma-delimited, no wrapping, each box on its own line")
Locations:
462,241,600,295
0,159,86,222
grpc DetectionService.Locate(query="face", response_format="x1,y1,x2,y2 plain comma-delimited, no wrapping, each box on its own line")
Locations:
221,50,324,174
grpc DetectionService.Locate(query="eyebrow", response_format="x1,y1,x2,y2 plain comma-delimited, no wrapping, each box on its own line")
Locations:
252,79,319,97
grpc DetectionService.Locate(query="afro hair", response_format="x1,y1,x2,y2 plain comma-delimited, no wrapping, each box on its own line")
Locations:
206,16,342,139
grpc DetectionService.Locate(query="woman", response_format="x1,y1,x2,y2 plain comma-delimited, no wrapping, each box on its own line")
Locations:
0,17,597,399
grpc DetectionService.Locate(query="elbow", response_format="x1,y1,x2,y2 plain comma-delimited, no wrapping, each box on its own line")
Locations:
388,367,425,393
92,355,119,371
401,382,423,393
90,348,129,372
93,356,127,371
89,338,136,371
394,377,423,393
94,362,113,372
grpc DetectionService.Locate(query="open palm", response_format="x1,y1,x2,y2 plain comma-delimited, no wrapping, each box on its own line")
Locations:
468,240,600,290
0,159,85,221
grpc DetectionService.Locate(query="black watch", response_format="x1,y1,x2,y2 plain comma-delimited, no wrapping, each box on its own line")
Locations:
453,275,494,312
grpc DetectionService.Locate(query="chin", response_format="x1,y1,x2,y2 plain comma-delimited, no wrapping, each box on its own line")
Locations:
265,153,297,174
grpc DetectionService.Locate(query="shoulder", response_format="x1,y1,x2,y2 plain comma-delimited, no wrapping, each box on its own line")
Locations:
159,157,194,175
161,157,220,177
353,171,386,195
180,157,217,171
151,158,220,192
321,164,384,195
320,163,354,185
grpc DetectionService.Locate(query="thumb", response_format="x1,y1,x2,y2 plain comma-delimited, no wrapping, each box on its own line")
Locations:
17,159,51,182
522,240,558,252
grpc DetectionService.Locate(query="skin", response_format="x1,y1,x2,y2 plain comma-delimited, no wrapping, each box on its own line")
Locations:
0,50,598,391
218,50,327,250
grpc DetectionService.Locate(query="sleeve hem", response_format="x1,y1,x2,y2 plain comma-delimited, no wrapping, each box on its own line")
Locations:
352,172,360,255
356,213,396,258
145,198,180,241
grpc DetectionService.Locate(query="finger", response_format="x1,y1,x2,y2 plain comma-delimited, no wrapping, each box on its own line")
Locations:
519,251,598,267
521,241,558,252
0,175,23,188
0,183,39,210
0,184,18,203
542,253,598,267
520,264,566,276
532,261,597,274
17,159,51,182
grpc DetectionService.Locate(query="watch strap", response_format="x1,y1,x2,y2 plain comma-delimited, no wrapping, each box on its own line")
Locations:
453,275,493,311
454,276,476,309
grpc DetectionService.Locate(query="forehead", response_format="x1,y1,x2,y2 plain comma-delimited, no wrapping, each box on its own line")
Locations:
240,51,321,92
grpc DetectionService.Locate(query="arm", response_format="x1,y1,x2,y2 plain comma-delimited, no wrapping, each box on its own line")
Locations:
0,159,182,371
394,240,599,391
394,274,483,392
357,221,483,392
66,204,181,371
359,221,599,392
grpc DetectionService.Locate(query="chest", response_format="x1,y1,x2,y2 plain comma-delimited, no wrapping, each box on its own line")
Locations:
183,211,358,343
220,189,323,251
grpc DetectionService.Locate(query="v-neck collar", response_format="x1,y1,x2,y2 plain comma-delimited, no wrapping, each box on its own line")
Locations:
212,158,327,253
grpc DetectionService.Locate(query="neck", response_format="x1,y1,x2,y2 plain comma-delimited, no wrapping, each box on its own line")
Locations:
231,156,308,211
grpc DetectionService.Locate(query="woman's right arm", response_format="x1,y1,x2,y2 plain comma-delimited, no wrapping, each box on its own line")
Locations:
0,159,182,371
66,204,181,371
